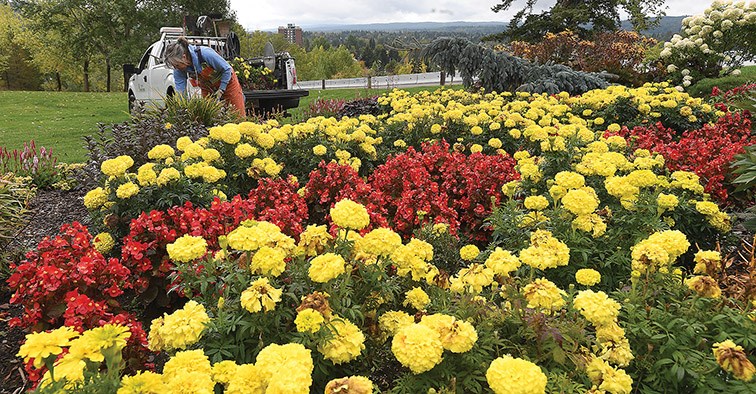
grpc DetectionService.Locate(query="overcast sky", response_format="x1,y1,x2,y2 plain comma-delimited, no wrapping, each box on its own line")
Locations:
229,0,711,31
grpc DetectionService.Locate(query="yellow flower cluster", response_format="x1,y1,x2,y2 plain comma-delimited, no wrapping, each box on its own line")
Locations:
208,124,242,145
354,227,403,258
148,300,209,351
519,230,570,270
390,238,437,281
391,323,444,374
485,247,522,276
403,287,430,310
695,200,731,232
101,155,134,177
147,144,175,160
522,278,566,311
450,263,495,294
575,268,601,286
712,339,756,382
685,275,722,298
116,182,139,199
93,232,115,254
630,230,690,274
295,308,325,333
693,250,721,276
318,317,366,364
573,290,634,367
83,187,108,209
486,355,547,394
325,376,374,394
459,244,481,261
241,277,283,313
331,199,371,230
524,195,549,211
587,357,633,394
378,311,414,336
308,252,347,283
420,314,478,353
297,224,333,257
17,326,79,368
166,234,208,263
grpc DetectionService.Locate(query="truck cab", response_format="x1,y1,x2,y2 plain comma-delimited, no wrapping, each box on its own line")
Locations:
124,26,308,116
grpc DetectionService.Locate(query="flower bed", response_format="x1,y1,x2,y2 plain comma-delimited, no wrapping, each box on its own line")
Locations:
8,82,756,393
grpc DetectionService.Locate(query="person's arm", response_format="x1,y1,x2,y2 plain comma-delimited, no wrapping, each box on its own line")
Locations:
173,69,188,95
199,46,233,92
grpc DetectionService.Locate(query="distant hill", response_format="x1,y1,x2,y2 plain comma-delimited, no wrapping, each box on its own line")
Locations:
292,16,688,40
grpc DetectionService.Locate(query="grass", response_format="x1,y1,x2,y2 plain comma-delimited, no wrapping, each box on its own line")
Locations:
687,65,756,99
0,91,129,163
0,86,456,163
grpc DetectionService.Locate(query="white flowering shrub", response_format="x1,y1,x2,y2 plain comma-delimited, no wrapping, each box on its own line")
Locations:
658,0,756,87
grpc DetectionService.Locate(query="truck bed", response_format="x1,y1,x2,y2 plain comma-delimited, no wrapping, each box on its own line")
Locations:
243,89,309,114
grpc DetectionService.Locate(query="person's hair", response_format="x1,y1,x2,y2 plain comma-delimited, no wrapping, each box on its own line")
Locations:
164,36,190,69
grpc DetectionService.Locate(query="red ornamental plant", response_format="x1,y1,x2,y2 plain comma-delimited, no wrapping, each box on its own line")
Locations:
608,110,755,204
246,175,309,237
368,141,519,240
8,222,132,329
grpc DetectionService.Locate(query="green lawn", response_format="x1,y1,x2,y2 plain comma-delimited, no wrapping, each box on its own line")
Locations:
0,91,129,163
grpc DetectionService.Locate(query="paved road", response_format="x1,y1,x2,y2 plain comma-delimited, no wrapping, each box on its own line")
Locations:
293,71,465,90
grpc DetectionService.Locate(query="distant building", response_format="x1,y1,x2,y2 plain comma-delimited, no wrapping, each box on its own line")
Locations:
278,23,303,46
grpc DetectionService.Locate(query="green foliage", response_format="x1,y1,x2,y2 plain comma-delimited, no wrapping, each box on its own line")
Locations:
0,173,33,278
687,66,756,100
731,144,756,231
620,273,756,393
490,0,666,42
162,94,242,127
423,37,609,95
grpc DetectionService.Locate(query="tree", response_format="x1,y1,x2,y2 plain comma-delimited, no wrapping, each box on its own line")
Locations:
490,0,666,42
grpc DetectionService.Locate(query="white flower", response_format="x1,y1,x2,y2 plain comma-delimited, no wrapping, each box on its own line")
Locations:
732,69,742,76
683,80,692,87
722,19,734,29
675,86,685,92
700,44,709,51
660,48,672,58
666,64,678,73
681,69,690,76
683,75,693,81
713,30,723,38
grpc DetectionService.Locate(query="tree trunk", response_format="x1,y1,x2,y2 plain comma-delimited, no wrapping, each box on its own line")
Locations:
83,59,90,92
56,72,62,91
106,57,111,92
4,71,8,89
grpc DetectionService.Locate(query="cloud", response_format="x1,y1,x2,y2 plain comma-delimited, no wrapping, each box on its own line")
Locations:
229,0,709,31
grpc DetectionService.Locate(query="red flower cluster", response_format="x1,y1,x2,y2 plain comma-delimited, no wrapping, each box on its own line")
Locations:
245,175,309,237
369,141,518,239
608,110,755,204
304,142,519,240
711,83,756,104
8,222,132,329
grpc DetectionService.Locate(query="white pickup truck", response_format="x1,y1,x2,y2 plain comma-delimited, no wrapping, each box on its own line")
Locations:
123,27,308,115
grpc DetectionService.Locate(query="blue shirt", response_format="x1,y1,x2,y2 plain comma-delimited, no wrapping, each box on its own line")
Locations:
173,44,233,94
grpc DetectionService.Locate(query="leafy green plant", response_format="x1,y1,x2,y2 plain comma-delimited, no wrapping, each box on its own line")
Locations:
731,144,756,231
0,174,33,280
162,94,242,127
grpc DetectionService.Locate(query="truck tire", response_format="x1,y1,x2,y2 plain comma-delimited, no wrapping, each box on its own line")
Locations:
166,87,175,97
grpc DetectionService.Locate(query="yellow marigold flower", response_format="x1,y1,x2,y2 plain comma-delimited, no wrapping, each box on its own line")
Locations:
470,144,483,153
656,193,679,210
485,247,521,276
554,171,585,189
460,244,480,261
101,155,134,177
594,117,605,126
605,135,627,148
693,250,721,276
256,343,313,393
573,290,620,326
430,123,442,133
378,311,414,336
318,318,366,364
147,144,174,160
522,278,566,311
325,376,373,394
708,211,732,232
696,200,720,216
136,163,157,186
166,234,207,263
524,195,549,211
561,188,599,216
313,144,327,156
118,371,165,394
116,182,139,199
355,227,402,257
156,167,181,186
225,364,265,394
587,357,633,394
486,355,547,394
18,326,79,368
201,148,221,163
331,199,370,230
575,268,601,286
420,314,478,353
488,138,503,149
148,301,209,351
391,323,444,374
39,354,85,387
393,139,407,148
519,230,570,270
211,360,238,387
251,246,287,276
241,277,283,313
572,213,607,238
596,322,626,344
93,232,115,254
235,143,257,158
68,324,130,363
713,340,756,382
83,187,108,210
297,224,333,257
403,287,430,310
163,350,213,389
176,136,192,151
685,275,722,298
295,308,325,333
308,253,346,283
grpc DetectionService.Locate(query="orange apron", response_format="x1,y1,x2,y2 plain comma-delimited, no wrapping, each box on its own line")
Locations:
190,65,246,117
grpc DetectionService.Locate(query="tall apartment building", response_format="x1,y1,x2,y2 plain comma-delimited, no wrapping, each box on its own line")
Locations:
278,23,303,46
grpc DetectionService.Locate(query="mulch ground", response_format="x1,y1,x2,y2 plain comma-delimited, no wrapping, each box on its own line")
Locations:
1,187,91,394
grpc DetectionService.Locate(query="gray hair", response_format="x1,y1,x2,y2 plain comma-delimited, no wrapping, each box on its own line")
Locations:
164,36,190,69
